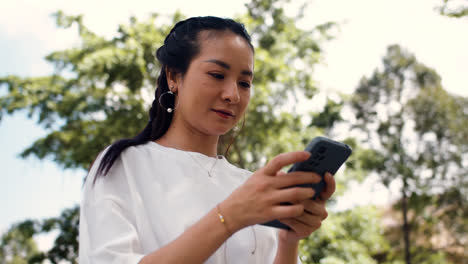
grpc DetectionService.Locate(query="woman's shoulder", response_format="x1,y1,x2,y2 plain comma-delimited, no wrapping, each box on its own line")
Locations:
119,141,158,161
84,142,159,186
220,158,254,181
122,141,186,160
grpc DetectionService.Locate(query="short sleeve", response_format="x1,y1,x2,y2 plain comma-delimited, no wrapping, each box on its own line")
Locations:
79,150,145,264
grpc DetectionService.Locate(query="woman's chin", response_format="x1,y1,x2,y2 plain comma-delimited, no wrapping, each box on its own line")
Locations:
208,126,236,136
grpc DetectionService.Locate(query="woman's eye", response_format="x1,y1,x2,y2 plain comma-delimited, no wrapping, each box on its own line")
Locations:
239,81,251,89
209,73,224,79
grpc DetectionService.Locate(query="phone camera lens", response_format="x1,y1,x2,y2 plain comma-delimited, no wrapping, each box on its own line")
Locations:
318,146,326,153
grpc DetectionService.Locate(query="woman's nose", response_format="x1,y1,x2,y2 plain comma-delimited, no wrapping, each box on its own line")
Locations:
222,81,240,103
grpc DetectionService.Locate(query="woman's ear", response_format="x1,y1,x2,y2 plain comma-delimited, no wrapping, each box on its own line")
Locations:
165,67,181,93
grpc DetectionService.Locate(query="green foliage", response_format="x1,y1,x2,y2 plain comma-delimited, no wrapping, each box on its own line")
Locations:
436,0,468,18
223,0,339,169
387,189,468,263
299,206,392,264
0,206,80,264
39,206,79,264
0,0,337,172
0,220,40,264
0,0,347,262
310,98,343,132
351,44,467,193
349,44,468,263
7,1,464,263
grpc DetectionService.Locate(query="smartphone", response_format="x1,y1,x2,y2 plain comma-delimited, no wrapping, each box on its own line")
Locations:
259,136,352,229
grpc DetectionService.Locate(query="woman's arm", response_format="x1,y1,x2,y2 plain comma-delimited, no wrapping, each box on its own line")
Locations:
273,238,300,264
140,151,322,264
140,152,315,264
139,206,231,264
272,173,336,264
85,151,321,264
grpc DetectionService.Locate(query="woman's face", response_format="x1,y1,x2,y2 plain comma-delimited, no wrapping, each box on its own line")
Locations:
171,30,254,136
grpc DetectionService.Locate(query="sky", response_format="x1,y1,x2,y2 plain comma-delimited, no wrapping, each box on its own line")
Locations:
1,0,467,250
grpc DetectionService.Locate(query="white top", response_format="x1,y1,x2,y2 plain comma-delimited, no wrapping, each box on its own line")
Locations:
79,141,288,264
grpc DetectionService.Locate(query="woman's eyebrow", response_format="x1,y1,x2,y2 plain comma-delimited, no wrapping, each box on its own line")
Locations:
204,59,253,77
204,59,230,69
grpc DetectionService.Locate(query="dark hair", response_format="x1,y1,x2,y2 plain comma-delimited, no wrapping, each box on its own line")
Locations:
95,16,253,180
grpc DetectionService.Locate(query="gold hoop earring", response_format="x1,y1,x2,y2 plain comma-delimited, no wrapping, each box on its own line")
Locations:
159,86,178,113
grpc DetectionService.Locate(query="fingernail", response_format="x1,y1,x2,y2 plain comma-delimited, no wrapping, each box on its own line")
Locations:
310,189,315,197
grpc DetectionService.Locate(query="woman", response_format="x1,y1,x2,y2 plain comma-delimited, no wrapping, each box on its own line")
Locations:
79,16,335,264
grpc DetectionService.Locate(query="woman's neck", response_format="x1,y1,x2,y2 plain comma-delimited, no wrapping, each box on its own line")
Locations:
155,123,220,158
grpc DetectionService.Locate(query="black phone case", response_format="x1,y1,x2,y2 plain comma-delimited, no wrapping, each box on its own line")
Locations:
259,137,352,230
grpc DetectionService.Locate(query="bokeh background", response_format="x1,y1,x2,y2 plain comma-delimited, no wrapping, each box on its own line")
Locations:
1,0,467,263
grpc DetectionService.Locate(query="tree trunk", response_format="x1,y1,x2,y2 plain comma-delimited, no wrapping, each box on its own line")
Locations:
402,177,411,264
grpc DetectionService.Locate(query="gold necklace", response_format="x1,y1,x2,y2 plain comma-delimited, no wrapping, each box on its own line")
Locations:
186,152,223,177
185,152,257,260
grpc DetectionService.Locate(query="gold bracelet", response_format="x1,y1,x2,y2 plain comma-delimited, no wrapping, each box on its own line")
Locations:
216,204,232,234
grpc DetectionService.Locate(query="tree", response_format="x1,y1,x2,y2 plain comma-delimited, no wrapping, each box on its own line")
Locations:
35,206,80,264
0,206,80,264
0,220,40,264
0,0,336,172
383,190,467,264
436,0,468,18
1,0,344,262
300,206,395,264
349,44,468,264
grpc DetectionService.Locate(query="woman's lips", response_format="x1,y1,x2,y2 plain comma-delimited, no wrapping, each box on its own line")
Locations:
212,109,234,119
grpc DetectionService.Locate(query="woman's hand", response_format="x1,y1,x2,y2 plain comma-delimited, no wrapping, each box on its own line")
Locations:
277,172,336,244
219,151,322,233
